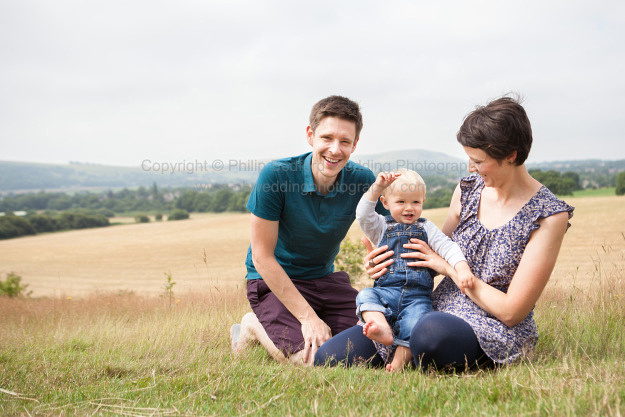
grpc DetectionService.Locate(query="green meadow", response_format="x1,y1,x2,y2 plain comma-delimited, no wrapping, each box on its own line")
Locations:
1,195,624,416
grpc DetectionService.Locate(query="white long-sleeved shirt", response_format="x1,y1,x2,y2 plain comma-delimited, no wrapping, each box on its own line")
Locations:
355,197,467,268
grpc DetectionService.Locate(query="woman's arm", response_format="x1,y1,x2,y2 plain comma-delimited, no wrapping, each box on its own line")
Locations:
463,211,569,327
441,184,462,237
406,211,570,327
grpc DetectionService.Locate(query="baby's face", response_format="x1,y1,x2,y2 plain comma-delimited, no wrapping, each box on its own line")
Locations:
381,182,425,224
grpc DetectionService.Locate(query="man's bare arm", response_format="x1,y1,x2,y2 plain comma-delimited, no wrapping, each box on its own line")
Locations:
250,213,331,364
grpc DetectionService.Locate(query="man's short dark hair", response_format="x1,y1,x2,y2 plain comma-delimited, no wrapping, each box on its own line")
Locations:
457,95,533,165
309,95,363,138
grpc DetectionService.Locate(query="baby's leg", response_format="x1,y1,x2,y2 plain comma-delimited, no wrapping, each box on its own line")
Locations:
361,311,394,346
386,346,413,372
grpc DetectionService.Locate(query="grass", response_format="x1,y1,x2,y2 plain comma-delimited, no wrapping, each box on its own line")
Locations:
1,264,624,416
570,187,616,198
1,196,624,415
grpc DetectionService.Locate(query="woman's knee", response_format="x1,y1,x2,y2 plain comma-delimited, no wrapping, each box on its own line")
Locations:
409,312,450,356
409,312,488,371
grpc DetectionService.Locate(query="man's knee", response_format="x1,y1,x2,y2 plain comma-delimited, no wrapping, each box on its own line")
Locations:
240,312,260,338
288,350,309,366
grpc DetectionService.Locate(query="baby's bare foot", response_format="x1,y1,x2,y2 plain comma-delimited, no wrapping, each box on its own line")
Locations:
385,362,406,372
362,321,394,346
386,358,407,372
386,346,412,372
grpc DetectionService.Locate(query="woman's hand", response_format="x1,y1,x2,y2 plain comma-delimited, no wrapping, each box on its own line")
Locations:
362,237,394,280
402,238,452,277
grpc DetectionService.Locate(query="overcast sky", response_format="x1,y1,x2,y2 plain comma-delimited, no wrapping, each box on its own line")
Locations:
1,0,624,167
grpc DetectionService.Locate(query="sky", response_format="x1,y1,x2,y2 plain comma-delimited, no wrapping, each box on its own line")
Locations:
1,0,624,168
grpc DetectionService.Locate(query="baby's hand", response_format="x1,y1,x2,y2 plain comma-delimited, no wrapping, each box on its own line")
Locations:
373,172,401,194
456,269,476,294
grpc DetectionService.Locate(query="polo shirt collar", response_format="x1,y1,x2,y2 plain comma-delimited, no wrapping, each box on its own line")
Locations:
302,152,345,197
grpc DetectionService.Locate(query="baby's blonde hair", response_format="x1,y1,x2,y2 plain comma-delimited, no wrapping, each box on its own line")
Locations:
383,168,427,197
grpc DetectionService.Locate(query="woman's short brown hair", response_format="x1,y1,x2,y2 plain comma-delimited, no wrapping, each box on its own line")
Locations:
457,96,532,165
309,95,363,138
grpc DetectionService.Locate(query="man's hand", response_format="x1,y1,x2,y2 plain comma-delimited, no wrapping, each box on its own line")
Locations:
300,316,332,365
363,237,394,280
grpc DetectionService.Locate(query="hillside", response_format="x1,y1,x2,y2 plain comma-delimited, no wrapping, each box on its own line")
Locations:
0,149,465,193
1,152,624,193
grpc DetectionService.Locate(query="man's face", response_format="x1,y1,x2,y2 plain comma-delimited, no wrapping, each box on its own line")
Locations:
306,116,359,188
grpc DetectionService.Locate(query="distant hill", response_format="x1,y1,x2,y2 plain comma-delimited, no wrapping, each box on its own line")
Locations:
0,150,465,193
1,152,624,193
0,160,252,193
353,149,467,177
527,159,625,172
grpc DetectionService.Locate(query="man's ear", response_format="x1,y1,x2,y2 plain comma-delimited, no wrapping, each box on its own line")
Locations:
352,136,359,152
506,151,517,164
306,126,314,147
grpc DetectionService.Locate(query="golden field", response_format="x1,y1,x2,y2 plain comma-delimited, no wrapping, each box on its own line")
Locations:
0,195,624,297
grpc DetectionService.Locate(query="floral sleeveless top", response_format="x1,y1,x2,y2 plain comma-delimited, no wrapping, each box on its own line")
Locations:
431,175,574,364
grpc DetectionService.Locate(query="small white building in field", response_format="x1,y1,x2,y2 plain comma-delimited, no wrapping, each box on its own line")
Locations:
0,211,27,216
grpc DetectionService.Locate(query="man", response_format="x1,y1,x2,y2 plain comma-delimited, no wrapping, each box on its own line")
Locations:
231,95,386,365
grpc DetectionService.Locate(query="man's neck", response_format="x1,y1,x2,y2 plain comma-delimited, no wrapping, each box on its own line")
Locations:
313,177,336,196
311,168,338,196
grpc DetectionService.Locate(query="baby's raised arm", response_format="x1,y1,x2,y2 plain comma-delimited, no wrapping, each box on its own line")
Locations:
363,172,401,202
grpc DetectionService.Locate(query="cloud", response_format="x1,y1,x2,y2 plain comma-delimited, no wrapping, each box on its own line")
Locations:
1,0,624,166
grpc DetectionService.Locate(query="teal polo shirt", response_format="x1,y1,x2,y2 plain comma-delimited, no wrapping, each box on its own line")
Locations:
245,152,387,280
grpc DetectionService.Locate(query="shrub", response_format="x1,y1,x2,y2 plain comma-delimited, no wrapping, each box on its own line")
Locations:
27,214,57,233
0,272,30,297
529,169,577,196
0,215,36,239
423,187,454,210
58,212,109,229
97,208,116,218
168,209,189,221
155,213,163,221
616,172,625,196
134,214,150,223
334,238,366,285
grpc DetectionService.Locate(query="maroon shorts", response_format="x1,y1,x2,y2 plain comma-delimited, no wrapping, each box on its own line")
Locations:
247,271,359,356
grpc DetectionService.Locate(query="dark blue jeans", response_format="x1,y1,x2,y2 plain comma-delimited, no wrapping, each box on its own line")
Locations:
314,311,494,371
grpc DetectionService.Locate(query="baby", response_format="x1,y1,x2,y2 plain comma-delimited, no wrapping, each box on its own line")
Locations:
355,169,475,371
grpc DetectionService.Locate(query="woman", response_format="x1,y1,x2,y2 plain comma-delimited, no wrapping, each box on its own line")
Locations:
314,96,574,370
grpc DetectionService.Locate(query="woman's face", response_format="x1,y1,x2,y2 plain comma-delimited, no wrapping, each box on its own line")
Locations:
463,146,505,187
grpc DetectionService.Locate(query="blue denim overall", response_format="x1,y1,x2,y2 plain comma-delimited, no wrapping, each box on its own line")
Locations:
356,216,434,347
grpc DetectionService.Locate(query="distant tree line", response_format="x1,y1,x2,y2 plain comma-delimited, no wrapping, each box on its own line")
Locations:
0,183,173,214
420,170,585,209
174,186,251,213
528,170,581,196
0,183,252,239
527,160,624,189
0,183,252,215
0,211,109,240
0,168,618,240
